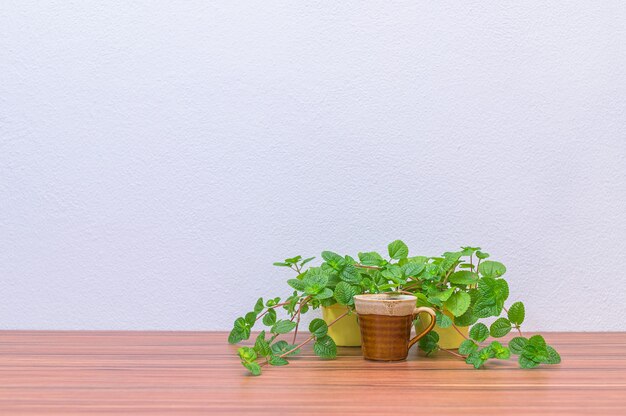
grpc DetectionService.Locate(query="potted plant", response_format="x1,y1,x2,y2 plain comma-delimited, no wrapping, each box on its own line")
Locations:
228,240,561,375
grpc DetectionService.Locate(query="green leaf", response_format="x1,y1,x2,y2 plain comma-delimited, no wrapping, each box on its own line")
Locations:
271,340,299,356
340,264,362,284
508,337,528,355
300,257,315,266
435,311,453,328
381,264,403,282
529,335,546,349
388,240,409,260
268,356,289,366
309,318,328,338
519,354,539,369
243,361,262,375
465,350,487,369
445,292,471,317
244,312,257,326
402,263,425,277
271,319,297,334
469,323,489,342
478,261,506,278
287,279,306,291
285,255,302,264
454,309,478,327
253,298,264,314
273,262,290,267
358,252,386,266
254,332,271,357
314,288,334,300
313,335,337,359
429,288,454,302
321,251,345,269
542,346,561,365
237,346,257,362
508,301,525,325
262,308,277,326
459,339,478,355
228,328,245,344
304,268,329,288
334,281,359,305
490,318,512,338
448,271,479,285
489,341,511,359
475,251,490,259
473,299,499,318
418,330,439,355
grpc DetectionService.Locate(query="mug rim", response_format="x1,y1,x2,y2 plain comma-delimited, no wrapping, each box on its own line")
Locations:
353,293,416,302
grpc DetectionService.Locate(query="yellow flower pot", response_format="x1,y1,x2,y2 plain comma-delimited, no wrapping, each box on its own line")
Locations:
414,308,468,349
322,304,361,347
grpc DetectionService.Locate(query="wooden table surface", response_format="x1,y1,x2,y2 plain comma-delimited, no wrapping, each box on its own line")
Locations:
0,331,624,415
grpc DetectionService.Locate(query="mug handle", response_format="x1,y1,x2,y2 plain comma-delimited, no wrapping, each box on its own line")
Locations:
408,307,437,350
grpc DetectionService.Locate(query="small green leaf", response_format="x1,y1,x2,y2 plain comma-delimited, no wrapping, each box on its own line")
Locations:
243,361,262,375
253,298,264,314
489,341,510,359
321,251,345,269
469,323,489,342
358,252,386,266
448,271,479,285
454,309,478,327
268,356,289,366
459,339,478,355
314,288,334,300
340,264,362,284
542,346,561,365
444,292,471,317
244,312,257,326
262,309,277,326
418,331,439,355
309,318,328,338
300,257,315,266
388,240,409,260
228,328,245,344
271,319,297,334
284,255,302,264
528,334,547,349
478,261,506,278
334,281,359,305
381,265,403,282
287,279,306,291
313,335,337,359
273,262,290,267
475,251,490,259
490,318,512,338
435,311,453,328
508,336,528,355
237,346,257,362
429,288,454,302
271,341,299,356
508,302,525,325
519,354,539,369
402,263,425,277
254,331,271,357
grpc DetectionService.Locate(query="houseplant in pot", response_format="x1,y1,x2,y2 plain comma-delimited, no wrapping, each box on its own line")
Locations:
228,240,561,375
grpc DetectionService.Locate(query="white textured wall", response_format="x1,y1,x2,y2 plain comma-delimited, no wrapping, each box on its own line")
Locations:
1,1,625,331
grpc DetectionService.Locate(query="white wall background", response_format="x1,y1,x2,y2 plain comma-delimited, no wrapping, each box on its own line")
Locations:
1,1,625,331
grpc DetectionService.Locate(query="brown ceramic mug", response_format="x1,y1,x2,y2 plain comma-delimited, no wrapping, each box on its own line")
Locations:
354,294,436,361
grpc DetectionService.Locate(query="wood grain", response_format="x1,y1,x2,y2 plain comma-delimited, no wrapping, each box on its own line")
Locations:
1,331,625,415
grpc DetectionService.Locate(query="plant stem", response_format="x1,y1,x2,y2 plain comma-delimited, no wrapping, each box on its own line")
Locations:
291,296,311,343
278,310,350,359
440,347,465,359
255,301,291,322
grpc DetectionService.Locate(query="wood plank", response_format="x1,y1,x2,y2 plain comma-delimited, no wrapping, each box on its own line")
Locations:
0,331,624,415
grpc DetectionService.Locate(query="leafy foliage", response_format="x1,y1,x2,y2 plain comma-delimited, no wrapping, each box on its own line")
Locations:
229,241,560,375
